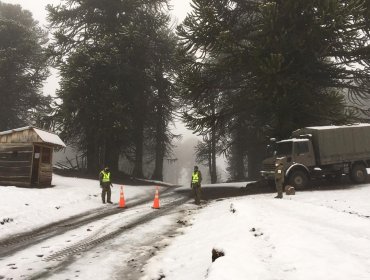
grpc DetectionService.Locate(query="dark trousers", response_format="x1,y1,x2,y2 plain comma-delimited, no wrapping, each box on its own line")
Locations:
191,183,201,205
275,180,283,198
101,182,111,203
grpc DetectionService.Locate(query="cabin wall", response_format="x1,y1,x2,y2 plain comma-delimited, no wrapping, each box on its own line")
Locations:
0,127,62,187
38,145,53,186
0,143,33,186
0,129,40,144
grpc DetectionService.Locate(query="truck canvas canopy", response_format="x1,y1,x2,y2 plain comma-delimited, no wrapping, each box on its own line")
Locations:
292,124,370,165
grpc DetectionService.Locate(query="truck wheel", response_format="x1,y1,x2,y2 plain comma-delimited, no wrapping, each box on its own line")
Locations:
288,170,308,189
350,164,367,184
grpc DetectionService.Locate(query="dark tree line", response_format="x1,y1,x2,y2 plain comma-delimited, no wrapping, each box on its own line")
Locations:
2,0,370,182
47,0,178,178
177,0,370,180
0,1,50,131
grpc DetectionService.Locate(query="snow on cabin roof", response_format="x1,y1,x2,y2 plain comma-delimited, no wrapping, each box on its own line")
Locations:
0,126,66,147
305,123,370,130
278,138,310,143
33,128,66,147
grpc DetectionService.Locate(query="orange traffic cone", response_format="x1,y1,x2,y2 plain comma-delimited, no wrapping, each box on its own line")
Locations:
119,186,126,208
152,186,160,209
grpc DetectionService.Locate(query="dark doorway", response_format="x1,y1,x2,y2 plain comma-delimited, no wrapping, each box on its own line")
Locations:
31,146,41,185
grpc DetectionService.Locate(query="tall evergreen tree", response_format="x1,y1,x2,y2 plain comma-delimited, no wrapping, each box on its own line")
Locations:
0,1,49,130
48,0,177,178
177,0,370,179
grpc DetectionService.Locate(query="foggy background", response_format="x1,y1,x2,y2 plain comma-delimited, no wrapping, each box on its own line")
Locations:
1,0,228,185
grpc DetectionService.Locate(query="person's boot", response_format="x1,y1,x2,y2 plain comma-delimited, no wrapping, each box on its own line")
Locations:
274,195,283,199
107,193,112,204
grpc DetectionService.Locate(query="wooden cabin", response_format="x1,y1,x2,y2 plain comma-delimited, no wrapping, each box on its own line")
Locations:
0,126,66,187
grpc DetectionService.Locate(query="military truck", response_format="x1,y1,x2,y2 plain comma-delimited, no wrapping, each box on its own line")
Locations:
260,124,370,188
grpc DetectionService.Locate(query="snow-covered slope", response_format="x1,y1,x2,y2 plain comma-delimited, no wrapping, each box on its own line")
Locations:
142,184,370,280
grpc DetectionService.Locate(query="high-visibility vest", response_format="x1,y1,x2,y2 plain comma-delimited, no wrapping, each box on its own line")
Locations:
192,171,200,183
101,171,111,183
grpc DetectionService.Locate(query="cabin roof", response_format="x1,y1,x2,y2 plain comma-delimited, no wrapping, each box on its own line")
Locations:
0,126,66,147
306,123,370,130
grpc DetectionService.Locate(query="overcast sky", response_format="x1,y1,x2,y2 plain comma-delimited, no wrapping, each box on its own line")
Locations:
1,0,193,136
2,0,191,26
1,0,192,96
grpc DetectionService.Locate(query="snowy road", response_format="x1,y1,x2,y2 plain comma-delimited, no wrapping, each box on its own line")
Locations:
0,182,195,279
0,175,255,280
1,176,370,280
0,186,182,259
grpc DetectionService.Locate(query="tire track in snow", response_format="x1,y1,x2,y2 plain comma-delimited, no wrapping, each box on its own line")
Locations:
0,186,180,259
27,196,190,280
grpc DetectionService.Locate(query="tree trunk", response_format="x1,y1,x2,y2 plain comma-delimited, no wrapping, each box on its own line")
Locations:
210,114,217,183
86,134,100,174
133,121,144,178
105,134,119,174
229,126,246,181
152,105,165,181
133,94,145,178
247,142,265,180
152,74,167,181
207,143,212,181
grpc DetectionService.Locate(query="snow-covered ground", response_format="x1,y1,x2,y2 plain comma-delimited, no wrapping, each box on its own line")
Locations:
1,175,370,280
0,174,184,280
0,174,162,240
142,183,370,280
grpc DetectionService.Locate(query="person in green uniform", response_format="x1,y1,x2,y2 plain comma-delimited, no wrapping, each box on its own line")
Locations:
99,166,113,204
274,160,284,199
190,165,203,205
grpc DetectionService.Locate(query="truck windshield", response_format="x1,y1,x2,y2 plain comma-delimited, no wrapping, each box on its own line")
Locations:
265,143,276,157
275,141,293,157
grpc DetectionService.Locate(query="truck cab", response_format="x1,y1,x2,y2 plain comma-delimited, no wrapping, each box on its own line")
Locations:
261,138,315,188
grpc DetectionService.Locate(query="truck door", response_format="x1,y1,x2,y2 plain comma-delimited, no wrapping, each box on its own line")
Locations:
293,140,315,167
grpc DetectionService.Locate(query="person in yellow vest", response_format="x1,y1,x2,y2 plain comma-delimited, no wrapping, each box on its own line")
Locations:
190,165,202,205
99,166,113,204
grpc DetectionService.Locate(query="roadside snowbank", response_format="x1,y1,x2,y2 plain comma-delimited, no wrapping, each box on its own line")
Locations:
142,184,370,280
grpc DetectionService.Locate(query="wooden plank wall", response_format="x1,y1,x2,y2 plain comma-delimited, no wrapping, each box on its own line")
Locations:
39,163,53,185
0,129,40,144
0,144,33,186
38,145,53,186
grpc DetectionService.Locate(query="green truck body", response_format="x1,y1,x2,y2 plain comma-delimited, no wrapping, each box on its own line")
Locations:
261,124,370,188
292,124,370,166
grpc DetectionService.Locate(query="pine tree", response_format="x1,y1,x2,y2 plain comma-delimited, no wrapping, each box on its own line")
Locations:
0,1,49,130
48,0,177,178
176,0,370,179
